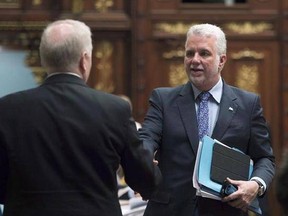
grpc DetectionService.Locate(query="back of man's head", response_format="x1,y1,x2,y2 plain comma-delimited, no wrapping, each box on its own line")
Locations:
39,19,92,73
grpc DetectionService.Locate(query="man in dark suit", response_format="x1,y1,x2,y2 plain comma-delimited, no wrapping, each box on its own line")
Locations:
139,23,275,216
0,19,161,216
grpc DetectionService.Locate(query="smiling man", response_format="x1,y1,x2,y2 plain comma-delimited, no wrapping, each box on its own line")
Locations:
139,23,275,216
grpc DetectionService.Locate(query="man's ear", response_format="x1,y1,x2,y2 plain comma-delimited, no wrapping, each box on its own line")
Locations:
79,52,87,72
79,51,90,82
219,54,227,71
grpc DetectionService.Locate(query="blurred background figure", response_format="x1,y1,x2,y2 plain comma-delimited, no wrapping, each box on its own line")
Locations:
117,94,147,216
118,94,142,130
275,150,288,216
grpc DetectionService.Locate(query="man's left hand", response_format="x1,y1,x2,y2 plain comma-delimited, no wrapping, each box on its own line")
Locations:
222,177,259,212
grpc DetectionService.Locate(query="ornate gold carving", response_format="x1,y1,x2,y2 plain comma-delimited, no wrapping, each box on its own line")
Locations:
163,48,185,59
95,0,114,13
224,22,273,34
235,65,259,93
25,50,46,84
0,22,45,83
72,0,83,14
155,22,198,35
0,0,20,8
94,41,115,93
231,49,264,60
168,63,188,87
0,21,47,30
32,0,42,6
31,69,47,84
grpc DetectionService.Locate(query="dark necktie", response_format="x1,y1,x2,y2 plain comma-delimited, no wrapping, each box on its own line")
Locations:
197,92,210,141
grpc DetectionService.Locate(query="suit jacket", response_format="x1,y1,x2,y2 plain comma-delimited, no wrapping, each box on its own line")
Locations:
0,74,161,216
139,81,275,216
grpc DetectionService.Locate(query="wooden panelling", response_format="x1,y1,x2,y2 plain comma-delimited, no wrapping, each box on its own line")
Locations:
283,43,288,85
249,0,278,10
87,32,130,95
150,0,178,12
0,0,132,95
224,42,279,117
61,0,124,13
0,0,286,215
285,0,288,9
282,0,288,149
283,19,288,35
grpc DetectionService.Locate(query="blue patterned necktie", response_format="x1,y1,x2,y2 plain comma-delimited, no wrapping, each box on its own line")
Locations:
197,92,210,141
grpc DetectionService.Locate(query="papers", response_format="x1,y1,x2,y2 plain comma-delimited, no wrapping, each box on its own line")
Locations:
193,136,221,199
193,136,221,200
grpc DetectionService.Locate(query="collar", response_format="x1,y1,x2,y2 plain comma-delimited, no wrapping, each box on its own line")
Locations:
47,72,82,79
192,78,223,104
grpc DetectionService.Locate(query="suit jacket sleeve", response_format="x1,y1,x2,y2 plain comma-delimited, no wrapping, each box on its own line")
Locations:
138,89,164,155
0,135,8,204
248,95,275,188
120,103,162,200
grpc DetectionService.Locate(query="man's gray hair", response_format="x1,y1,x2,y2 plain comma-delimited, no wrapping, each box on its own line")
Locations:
186,23,227,55
39,19,92,71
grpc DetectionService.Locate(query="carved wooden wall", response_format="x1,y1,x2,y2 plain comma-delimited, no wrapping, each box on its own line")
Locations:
0,0,132,93
283,0,288,149
0,0,286,215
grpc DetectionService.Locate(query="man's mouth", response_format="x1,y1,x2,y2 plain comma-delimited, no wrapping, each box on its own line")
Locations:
191,68,204,73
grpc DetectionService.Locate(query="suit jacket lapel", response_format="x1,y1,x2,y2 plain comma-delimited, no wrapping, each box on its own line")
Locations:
177,82,199,154
212,82,238,140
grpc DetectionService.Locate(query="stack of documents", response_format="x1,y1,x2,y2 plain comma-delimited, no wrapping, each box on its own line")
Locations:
192,135,261,215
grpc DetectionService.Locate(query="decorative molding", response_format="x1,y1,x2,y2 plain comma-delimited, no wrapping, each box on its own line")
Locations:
163,48,185,59
168,63,187,87
32,0,42,6
31,69,47,84
25,49,46,84
154,22,198,35
231,49,265,60
0,21,47,30
95,0,114,13
72,0,83,14
94,41,115,93
224,22,273,34
154,21,273,36
235,65,259,93
0,20,44,83
0,0,20,8
0,32,41,52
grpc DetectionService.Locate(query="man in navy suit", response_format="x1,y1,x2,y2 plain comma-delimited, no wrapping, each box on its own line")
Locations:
0,19,161,216
139,23,275,216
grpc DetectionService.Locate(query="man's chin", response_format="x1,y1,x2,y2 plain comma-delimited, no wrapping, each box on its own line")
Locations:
190,76,205,86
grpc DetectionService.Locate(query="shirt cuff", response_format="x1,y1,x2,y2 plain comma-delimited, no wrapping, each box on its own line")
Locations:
250,177,266,191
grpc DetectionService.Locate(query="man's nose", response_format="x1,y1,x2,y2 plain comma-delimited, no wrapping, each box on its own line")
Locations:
191,53,201,64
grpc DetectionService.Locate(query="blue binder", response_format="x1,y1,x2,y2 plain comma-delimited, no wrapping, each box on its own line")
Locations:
196,135,261,215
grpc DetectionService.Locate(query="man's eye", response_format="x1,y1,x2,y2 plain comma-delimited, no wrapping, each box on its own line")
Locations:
186,51,194,57
200,51,210,57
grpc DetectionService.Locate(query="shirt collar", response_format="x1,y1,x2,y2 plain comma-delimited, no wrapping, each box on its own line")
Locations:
47,72,82,79
192,78,223,104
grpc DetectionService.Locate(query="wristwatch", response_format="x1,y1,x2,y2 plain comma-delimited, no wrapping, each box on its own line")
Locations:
251,179,265,196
